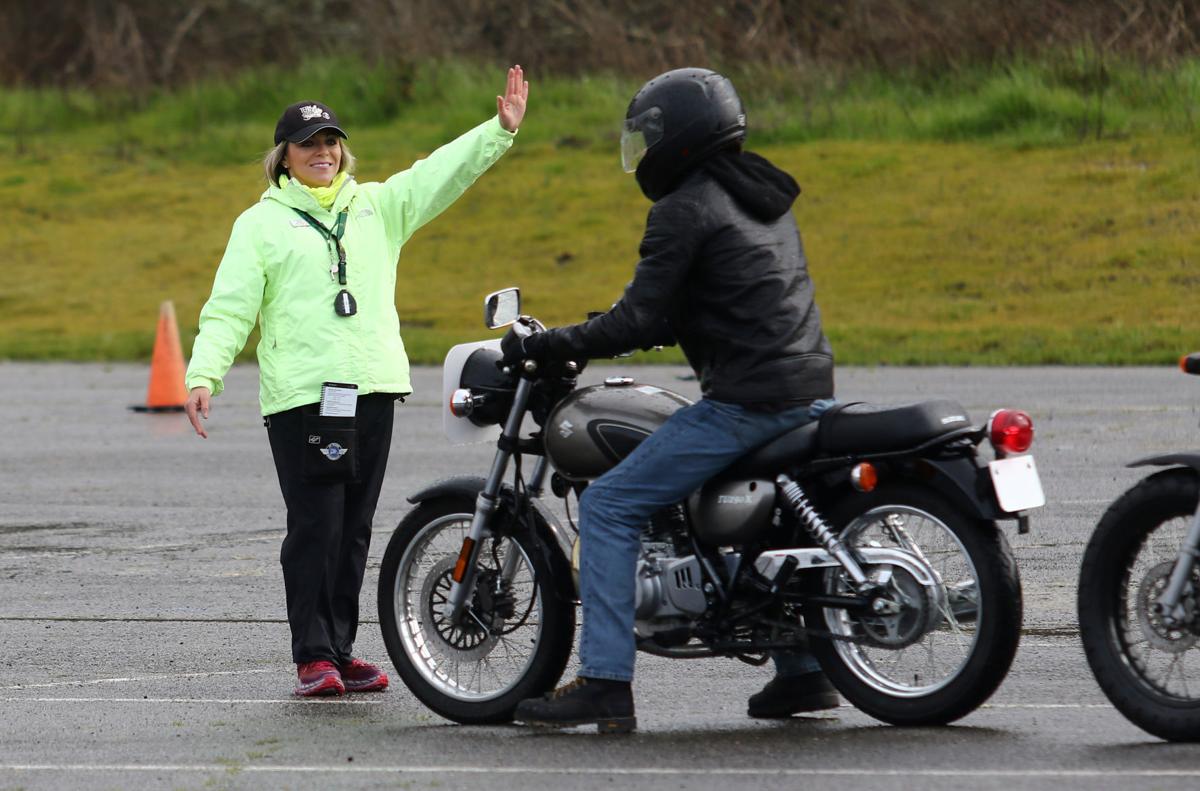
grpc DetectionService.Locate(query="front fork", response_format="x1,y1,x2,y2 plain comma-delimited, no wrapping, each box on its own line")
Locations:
1155,506,1200,626
441,375,548,624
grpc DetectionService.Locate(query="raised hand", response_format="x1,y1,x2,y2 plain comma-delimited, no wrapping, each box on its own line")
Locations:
497,65,529,132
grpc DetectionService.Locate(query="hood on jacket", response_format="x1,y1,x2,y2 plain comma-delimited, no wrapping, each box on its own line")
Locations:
703,150,800,221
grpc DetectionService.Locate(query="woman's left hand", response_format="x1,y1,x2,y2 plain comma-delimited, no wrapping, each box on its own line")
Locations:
497,65,529,132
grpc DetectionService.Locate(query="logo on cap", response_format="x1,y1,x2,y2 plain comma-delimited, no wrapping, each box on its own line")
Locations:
299,105,330,122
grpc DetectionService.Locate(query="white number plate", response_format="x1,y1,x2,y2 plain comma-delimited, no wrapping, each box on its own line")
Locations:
988,455,1046,513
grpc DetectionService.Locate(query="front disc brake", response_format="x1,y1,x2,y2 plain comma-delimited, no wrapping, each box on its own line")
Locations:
419,557,500,660
1136,560,1200,653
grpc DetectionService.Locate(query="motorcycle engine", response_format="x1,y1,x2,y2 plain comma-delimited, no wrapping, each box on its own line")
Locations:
633,542,705,633
571,505,714,636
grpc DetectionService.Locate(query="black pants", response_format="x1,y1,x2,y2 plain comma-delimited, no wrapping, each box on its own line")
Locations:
266,393,397,664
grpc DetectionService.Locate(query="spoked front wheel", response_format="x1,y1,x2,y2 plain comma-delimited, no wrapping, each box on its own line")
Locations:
1079,468,1200,741
807,485,1022,725
377,496,575,724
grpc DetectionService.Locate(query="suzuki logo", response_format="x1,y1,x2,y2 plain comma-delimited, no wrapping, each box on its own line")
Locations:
558,419,574,438
718,495,754,505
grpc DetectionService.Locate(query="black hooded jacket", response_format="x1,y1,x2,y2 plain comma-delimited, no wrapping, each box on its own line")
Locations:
539,150,834,406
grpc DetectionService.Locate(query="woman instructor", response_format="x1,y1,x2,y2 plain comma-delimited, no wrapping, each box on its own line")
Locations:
184,66,529,697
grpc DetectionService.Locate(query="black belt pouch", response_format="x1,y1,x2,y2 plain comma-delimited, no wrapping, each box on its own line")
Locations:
301,412,359,482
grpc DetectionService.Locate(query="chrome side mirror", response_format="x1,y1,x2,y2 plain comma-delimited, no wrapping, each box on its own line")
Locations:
483,287,521,329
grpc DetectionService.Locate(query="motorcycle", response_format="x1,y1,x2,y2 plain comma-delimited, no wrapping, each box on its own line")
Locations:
377,288,1044,727
1078,353,1200,741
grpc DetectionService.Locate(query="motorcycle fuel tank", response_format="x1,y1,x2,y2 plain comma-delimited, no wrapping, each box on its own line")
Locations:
543,378,693,481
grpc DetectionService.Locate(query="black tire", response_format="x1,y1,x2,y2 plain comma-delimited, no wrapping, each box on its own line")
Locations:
807,484,1023,726
377,495,575,724
1078,468,1200,742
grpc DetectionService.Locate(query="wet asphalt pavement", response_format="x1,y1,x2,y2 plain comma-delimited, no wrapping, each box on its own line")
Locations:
2,361,1200,790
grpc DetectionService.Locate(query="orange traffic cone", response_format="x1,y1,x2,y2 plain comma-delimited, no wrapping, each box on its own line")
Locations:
130,300,189,413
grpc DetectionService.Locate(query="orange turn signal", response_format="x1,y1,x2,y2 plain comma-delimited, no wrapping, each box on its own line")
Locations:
851,462,878,492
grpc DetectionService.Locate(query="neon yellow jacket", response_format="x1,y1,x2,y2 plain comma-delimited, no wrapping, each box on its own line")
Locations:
185,117,515,415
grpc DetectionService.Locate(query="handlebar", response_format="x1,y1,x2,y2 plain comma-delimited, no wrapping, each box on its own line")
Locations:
511,315,545,338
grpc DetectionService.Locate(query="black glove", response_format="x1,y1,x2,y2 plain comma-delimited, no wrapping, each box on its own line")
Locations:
500,326,549,366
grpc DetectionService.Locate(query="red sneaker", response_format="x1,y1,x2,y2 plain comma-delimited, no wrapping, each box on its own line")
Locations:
339,658,389,692
295,660,345,697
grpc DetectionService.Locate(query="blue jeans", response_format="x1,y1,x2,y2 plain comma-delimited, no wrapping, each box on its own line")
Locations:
577,397,834,682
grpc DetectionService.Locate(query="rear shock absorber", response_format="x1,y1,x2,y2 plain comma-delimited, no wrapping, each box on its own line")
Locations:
776,474,870,589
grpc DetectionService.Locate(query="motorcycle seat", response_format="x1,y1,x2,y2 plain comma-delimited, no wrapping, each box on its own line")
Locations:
722,421,820,479
717,399,972,481
819,399,973,454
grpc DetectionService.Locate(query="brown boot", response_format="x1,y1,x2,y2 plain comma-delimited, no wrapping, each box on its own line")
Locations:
514,677,636,733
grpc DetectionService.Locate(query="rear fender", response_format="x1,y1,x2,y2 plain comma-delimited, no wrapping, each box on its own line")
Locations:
808,455,1004,524
407,475,577,601
905,455,1006,522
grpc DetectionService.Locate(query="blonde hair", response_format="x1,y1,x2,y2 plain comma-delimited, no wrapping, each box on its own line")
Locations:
263,138,356,186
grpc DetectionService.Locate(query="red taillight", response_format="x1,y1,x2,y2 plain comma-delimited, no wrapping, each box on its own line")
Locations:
989,409,1034,455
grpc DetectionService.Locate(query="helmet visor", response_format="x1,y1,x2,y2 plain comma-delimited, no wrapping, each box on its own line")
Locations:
620,107,664,173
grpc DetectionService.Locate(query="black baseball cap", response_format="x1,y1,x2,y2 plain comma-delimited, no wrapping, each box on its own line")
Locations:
274,101,348,145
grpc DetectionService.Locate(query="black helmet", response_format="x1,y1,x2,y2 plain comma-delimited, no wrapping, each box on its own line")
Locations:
620,68,746,201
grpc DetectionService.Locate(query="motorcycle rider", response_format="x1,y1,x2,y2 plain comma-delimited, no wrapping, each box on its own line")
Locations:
505,68,837,731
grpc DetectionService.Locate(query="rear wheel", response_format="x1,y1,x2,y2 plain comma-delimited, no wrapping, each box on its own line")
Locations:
1078,469,1200,741
377,496,575,724
807,484,1022,725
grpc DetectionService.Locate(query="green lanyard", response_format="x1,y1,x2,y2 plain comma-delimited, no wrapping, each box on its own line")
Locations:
292,208,349,284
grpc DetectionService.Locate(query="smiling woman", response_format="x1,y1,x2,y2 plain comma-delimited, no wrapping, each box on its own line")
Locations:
262,101,357,188
181,66,530,700
286,133,344,186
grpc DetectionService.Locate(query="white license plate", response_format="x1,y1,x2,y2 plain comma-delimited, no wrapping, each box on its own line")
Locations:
988,455,1046,513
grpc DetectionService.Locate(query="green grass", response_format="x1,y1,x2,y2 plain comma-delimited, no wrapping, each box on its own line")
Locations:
10,55,1200,158
4,57,1200,365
